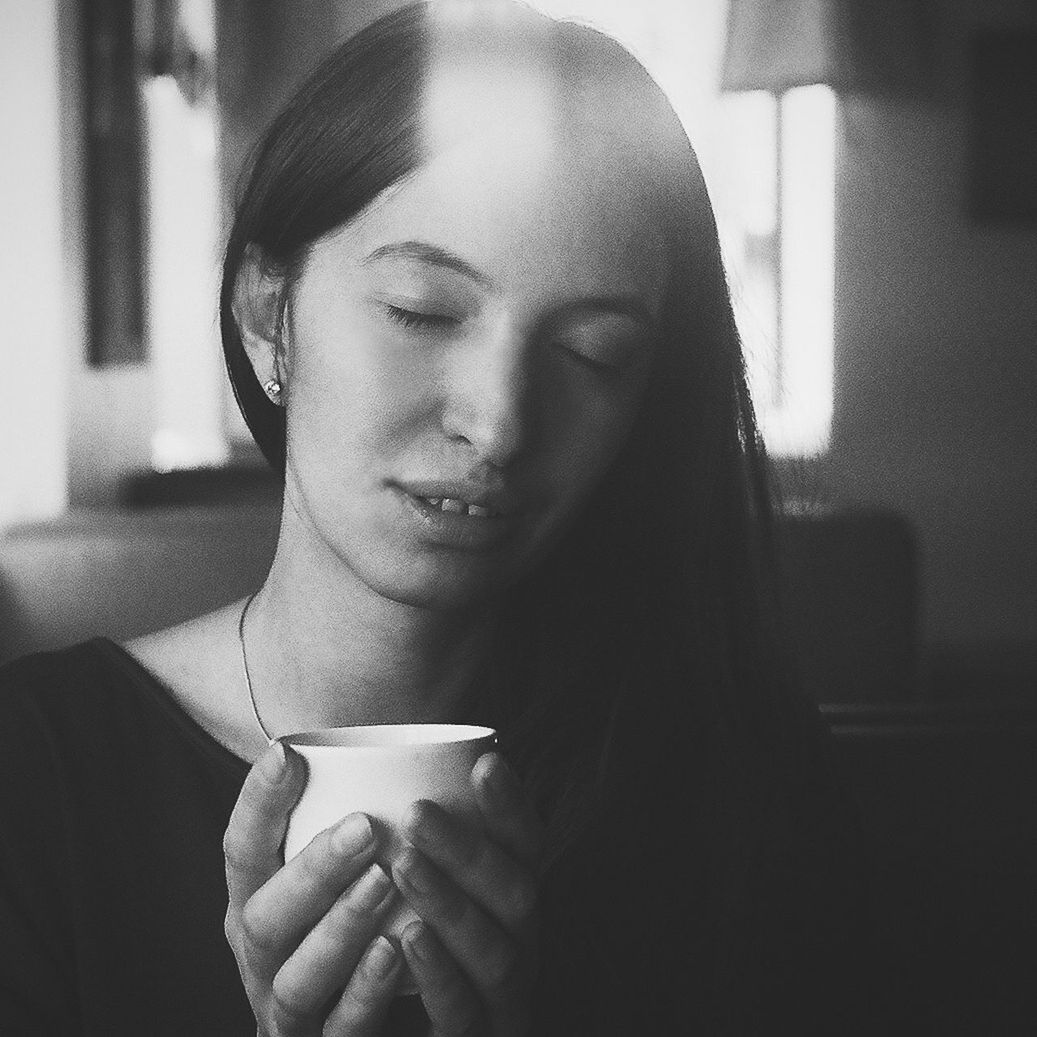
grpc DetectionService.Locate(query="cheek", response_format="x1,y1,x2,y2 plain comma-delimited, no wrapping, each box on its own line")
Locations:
539,377,646,497
287,326,437,464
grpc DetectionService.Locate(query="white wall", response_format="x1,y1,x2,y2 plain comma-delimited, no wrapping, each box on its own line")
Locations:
1,0,68,526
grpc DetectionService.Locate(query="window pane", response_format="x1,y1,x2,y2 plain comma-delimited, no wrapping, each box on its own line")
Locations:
768,84,836,457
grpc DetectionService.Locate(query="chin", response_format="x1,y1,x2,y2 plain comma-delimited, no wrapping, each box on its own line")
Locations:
360,555,520,612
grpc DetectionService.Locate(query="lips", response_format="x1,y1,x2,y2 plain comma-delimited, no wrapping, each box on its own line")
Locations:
391,481,520,549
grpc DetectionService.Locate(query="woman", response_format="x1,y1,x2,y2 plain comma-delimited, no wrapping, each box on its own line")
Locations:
0,2,875,1034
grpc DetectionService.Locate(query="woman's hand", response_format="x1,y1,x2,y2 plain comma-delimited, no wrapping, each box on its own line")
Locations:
391,752,544,1037
223,742,406,1036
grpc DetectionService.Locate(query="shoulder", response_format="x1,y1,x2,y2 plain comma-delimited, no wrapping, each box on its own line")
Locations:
0,633,248,788
123,600,257,760
758,684,857,828
710,678,862,876
124,602,239,692
0,641,171,802
0,643,134,903
0,641,252,1033
0,639,137,732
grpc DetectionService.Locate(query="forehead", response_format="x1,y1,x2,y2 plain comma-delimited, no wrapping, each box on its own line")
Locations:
307,11,678,307
338,128,670,307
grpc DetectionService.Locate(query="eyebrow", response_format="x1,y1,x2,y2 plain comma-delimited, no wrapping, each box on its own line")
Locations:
360,240,495,289
361,239,656,328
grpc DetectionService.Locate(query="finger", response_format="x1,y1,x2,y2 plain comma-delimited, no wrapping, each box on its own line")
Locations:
240,812,378,972
471,753,545,873
392,849,526,1008
268,863,397,1031
402,800,536,934
323,936,405,1037
401,921,486,1037
224,741,306,916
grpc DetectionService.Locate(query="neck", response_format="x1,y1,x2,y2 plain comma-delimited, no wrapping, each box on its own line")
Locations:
241,525,497,740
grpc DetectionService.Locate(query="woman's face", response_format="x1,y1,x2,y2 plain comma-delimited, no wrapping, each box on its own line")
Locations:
278,129,669,609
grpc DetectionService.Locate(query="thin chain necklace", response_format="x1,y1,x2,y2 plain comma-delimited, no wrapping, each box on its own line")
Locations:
238,592,277,745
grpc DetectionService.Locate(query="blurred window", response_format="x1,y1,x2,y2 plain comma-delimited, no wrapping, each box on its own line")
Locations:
142,0,227,471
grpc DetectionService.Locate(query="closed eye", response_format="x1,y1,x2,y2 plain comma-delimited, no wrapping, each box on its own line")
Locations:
383,304,460,331
564,348,623,375
550,332,645,376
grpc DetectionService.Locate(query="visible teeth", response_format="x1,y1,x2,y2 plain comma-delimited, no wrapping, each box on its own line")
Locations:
416,495,498,517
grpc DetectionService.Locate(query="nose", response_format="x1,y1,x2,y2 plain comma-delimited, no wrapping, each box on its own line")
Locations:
440,321,531,468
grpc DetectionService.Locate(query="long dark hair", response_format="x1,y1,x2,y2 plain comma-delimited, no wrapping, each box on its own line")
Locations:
220,1,791,864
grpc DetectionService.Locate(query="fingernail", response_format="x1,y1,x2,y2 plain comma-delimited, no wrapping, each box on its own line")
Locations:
395,851,433,896
402,921,432,963
361,935,399,981
479,752,509,797
259,740,287,783
332,813,374,856
353,862,393,908
402,801,432,844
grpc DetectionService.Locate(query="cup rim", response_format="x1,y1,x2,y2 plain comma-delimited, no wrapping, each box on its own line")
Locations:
282,723,497,749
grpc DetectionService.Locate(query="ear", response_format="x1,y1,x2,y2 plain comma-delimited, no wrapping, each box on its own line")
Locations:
232,244,290,397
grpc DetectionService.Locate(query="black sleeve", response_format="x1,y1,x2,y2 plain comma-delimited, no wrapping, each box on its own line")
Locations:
0,655,81,1034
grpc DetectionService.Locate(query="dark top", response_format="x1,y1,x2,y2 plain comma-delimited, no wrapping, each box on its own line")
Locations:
0,640,879,1035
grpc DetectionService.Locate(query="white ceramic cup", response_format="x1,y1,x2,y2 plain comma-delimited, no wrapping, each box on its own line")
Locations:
283,723,498,994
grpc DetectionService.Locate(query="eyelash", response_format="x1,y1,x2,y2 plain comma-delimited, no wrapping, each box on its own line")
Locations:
383,304,459,331
572,353,620,374
552,336,630,376
383,304,632,375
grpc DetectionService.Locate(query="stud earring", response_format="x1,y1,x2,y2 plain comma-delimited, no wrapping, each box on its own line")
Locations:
264,379,282,402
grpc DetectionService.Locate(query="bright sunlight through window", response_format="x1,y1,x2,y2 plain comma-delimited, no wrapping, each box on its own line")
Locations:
144,0,226,473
